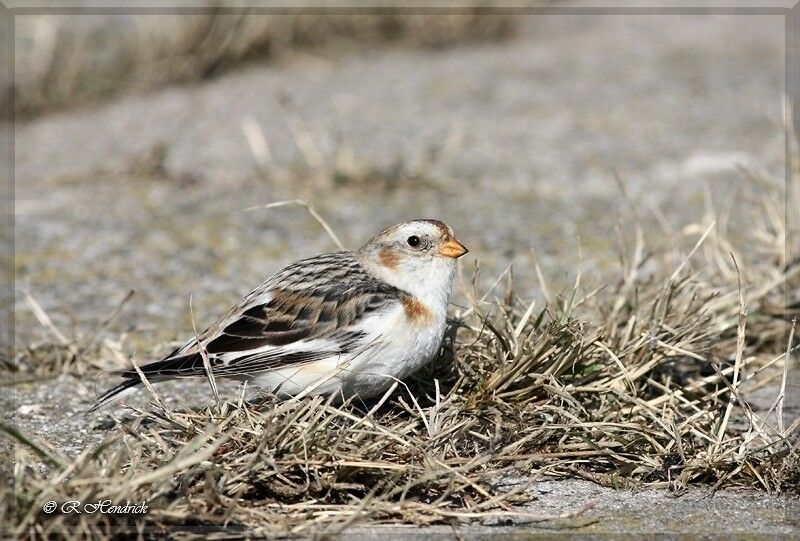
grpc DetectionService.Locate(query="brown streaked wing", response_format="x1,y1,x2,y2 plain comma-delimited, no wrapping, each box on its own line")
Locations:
119,253,403,379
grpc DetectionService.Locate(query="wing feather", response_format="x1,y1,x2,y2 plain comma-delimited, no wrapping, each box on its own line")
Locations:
117,252,401,380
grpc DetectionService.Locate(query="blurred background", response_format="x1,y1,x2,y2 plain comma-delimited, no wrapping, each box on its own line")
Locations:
13,7,786,352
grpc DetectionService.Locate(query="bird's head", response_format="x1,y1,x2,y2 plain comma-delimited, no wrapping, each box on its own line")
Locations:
358,220,468,299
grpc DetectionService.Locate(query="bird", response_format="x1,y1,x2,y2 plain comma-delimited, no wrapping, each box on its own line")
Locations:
91,220,468,411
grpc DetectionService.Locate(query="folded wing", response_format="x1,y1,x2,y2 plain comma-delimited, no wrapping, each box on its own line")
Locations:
91,252,403,410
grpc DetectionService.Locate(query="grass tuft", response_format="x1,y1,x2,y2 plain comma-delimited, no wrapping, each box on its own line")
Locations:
5,183,799,537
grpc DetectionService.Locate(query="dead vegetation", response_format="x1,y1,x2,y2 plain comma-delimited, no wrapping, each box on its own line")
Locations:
10,289,135,381
12,10,515,117
4,177,798,537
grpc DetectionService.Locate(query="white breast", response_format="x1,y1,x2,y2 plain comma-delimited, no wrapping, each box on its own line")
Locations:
249,298,448,400
251,253,456,400
344,300,447,396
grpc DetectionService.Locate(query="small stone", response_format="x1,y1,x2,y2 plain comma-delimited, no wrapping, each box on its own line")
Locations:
18,404,42,415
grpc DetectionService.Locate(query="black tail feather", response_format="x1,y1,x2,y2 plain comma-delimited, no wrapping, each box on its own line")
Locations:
88,377,142,412
89,352,206,412
118,352,205,379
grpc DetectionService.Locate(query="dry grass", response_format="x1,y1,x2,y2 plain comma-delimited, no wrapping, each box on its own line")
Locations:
12,10,515,117
10,289,135,381
5,181,799,537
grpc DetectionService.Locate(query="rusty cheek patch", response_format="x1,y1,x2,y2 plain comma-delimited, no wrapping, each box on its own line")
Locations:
379,247,401,269
401,296,433,325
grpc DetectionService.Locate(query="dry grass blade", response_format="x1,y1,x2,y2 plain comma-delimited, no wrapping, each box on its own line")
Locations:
669,220,715,283
22,288,71,347
245,199,345,250
8,182,799,536
778,318,795,435
241,116,273,170
0,422,65,468
189,294,220,410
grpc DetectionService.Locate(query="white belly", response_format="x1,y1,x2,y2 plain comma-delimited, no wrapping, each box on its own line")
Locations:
248,303,446,400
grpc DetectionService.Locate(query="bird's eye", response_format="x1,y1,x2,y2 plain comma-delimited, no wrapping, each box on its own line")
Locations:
407,235,421,248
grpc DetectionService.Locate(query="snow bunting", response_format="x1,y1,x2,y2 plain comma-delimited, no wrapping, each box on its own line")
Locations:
91,220,468,410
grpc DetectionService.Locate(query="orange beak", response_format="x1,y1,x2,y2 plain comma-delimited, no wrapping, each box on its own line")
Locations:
439,237,469,259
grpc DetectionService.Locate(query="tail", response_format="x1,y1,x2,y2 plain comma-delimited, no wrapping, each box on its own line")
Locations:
88,350,205,412
88,377,142,413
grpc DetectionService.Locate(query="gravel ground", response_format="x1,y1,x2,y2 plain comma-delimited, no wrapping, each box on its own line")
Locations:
349,479,800,538
9,12,795,537
14,14,785,334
